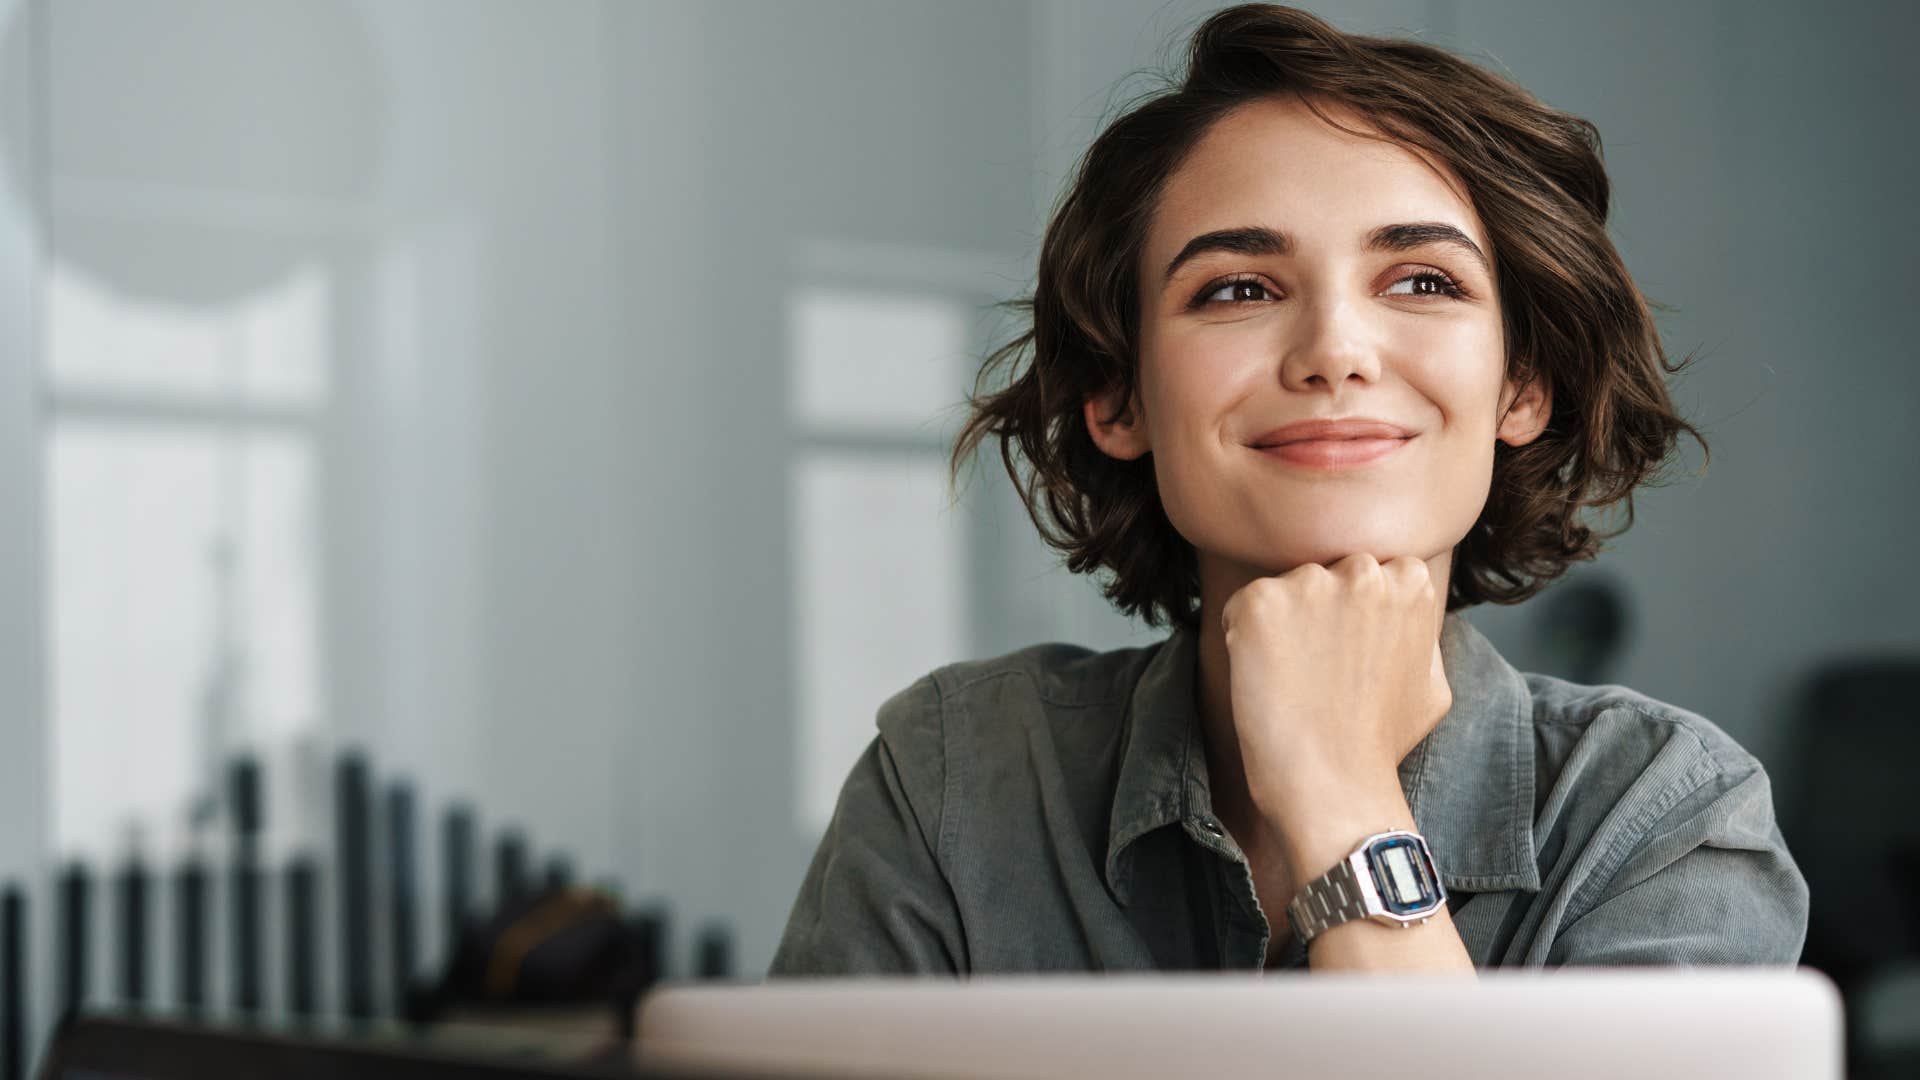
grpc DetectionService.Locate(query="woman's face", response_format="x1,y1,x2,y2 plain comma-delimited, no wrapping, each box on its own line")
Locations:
1087,94,1550,585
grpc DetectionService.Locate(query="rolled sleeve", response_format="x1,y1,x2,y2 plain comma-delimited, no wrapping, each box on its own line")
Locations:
1546,760,1810,967
768,674,965,976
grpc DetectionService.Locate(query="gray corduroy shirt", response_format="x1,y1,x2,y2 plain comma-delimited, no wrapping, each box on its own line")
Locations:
769,612,1809,974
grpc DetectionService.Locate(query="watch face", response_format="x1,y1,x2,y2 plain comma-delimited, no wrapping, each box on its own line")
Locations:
1365,836,1441,915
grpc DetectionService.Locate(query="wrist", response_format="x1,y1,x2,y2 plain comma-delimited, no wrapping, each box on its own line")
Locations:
1284,825,1449,949
1262,779,1416,884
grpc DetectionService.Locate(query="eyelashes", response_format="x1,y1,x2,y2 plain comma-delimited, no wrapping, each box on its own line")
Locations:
1188,267,1471,309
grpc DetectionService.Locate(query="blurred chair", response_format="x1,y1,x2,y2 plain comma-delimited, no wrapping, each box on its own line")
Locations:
1535,573,1632,686
1777,656,1920,1080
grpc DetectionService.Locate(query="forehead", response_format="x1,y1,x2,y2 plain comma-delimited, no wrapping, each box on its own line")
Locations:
1145,95,1485,267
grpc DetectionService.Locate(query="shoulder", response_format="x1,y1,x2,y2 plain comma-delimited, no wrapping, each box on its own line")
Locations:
1525,672,1763,778
1523,672,1787,864
1514,674,1808,965
931,638,1160,708
869,636,1165,790
876,637,1162,735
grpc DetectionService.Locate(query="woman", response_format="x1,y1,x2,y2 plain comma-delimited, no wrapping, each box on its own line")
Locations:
770,3,1807,975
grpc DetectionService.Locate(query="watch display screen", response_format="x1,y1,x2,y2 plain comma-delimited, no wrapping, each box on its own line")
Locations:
1382,845,1422,901
1366,836,1440,915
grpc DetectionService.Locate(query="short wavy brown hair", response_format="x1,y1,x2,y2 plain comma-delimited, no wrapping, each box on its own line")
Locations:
948,2,1707,632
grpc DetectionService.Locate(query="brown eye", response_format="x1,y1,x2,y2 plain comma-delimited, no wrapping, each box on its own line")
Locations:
1384,268,1469,300
1194,276,1273,307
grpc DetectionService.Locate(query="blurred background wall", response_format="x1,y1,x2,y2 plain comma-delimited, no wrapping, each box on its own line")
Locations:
0,0,1913,1044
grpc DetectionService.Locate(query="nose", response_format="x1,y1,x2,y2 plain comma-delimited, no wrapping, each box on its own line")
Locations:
1277,292,1382,393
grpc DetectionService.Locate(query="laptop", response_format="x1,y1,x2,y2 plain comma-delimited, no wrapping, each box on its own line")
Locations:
634,968,1845,1079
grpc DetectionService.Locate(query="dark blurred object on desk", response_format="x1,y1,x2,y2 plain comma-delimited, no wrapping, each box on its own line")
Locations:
0,743,741,1072
409,885,664,1043
37,1009,785,1079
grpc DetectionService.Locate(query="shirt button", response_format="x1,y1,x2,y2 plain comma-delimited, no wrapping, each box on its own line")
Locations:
1200,819,1225,837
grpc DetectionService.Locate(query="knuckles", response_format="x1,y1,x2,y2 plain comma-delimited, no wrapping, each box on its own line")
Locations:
1224,554,1437,633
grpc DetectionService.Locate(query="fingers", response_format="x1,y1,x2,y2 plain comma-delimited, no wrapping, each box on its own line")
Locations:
1326,553,1433,608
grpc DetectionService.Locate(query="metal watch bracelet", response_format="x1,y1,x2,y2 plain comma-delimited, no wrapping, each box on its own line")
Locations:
1286,828,1441,945
1286,853,1373,944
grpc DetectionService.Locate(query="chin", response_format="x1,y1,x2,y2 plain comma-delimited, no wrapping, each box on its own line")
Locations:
1255,537,1427,572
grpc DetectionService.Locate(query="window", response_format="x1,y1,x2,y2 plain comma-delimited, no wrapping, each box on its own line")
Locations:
45,237,330,864
785,241,1017,835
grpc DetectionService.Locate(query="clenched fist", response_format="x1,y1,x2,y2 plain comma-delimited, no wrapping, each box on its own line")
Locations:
1219,552,1452,823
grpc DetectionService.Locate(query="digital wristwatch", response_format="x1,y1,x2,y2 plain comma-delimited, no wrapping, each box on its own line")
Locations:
1285,828,1447,944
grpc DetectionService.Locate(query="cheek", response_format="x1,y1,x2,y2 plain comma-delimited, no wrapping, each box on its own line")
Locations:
1400,337,1507,430
1141,420,1233,549
1419,405,1501,535
1154,342,1267,432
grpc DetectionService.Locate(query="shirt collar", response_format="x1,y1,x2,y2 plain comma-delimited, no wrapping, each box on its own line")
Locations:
1104,611,1542,903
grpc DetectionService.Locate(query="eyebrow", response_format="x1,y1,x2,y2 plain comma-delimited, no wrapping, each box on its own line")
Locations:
1159,221,1492,287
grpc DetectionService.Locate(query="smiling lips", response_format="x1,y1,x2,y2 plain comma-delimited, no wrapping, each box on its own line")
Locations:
1255,436,1411,468
1248,417,1415,469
